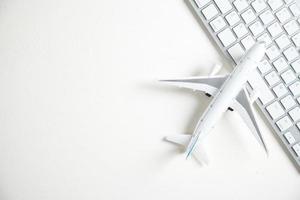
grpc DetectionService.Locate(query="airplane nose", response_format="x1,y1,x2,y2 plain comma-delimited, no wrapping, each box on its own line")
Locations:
245,41,266,63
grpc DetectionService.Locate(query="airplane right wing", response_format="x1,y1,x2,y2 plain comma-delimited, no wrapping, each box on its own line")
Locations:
231,88,268,154
160,75,228,96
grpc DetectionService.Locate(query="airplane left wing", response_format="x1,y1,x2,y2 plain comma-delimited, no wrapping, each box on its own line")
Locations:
231,88,268,154
160,75,228,96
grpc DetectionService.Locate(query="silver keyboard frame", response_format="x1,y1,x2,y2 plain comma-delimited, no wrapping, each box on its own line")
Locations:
186,0,300,170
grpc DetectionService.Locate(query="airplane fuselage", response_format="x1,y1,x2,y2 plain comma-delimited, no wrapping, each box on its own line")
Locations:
185,50,261,157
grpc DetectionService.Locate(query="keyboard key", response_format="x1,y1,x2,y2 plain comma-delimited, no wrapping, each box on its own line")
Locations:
273,83,288,97
284,132,296,144
281,95,296,110
266,45,280,60
268,22,283,37
289,107,300,121
249,21,264,36
258,59,272,73
290,3,300,17
291,59,300,73
281,69,296,84
241,35,255,50
248,70,275,104
233,0,249,12
267,101,285,119
284,0,294,4
260,10,275,25
210,16,227,32
218,28,236,47
228,43,245,62
268,0,284,11
275,34,291,49
276,8,292,23
202,4,219,20
276,116,293,131
257,33,272,46
233,23,248,38
214,0,232,14
289,81,300,96
241,9,256,24
273,57,288,72
194,0,210,8
283,47,299,61
265,71,281,85
252,0,267,13
292,33,300,47
225,11,240,26
292,143,300,156
284,20,299,35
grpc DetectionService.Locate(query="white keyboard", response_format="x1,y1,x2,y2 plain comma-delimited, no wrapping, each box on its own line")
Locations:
188,0,300,169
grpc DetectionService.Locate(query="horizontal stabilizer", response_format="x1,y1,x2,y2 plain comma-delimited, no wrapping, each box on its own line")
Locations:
192,145,209,165
164,134,191,147
165,134,209,165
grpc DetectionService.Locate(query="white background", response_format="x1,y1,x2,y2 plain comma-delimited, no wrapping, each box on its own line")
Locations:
0,0,299,199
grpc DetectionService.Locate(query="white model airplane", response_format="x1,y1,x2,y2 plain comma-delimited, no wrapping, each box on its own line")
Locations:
161,42,268,164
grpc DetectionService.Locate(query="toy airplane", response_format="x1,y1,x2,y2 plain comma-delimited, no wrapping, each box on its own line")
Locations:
161,42,268,164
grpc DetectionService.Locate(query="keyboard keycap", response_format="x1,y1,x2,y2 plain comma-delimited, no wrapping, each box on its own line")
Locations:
214,0,232,14
276,116,293,131
276,8,292,23
265,71,281,85
290,3,300,17
202,4,219,20
260,10,275,25
233,0,249,12
268,0,284,11
249,21,264,36
289,107,300,121
241,35,255,50
210,16,227,32
283,47,299,61
291,59,300,73
225,11,240,26
273,57,288,72
267,101,285,119
257,33,272,46
281,95,296,110
284,132,296,144
268,22,283,37
289,81,300,96
284,20,299,35
292,143,300,156
252,0,267,13
218,28,236,47
281,69,296,84
241,9,256,24
228,43,245,62
233,23,248,37
266,45,280,60
273,83,288,97
194,0,210,8
275,34,291,49
258,59,272,73
292,33,300,47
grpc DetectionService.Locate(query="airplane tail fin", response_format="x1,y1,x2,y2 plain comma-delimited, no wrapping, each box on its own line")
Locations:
164,134,209,165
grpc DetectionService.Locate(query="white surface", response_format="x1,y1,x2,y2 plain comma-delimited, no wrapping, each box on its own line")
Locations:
0,0,299,199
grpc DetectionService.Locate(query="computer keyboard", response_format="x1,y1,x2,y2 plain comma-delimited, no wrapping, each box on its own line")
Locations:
187,0,300,169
